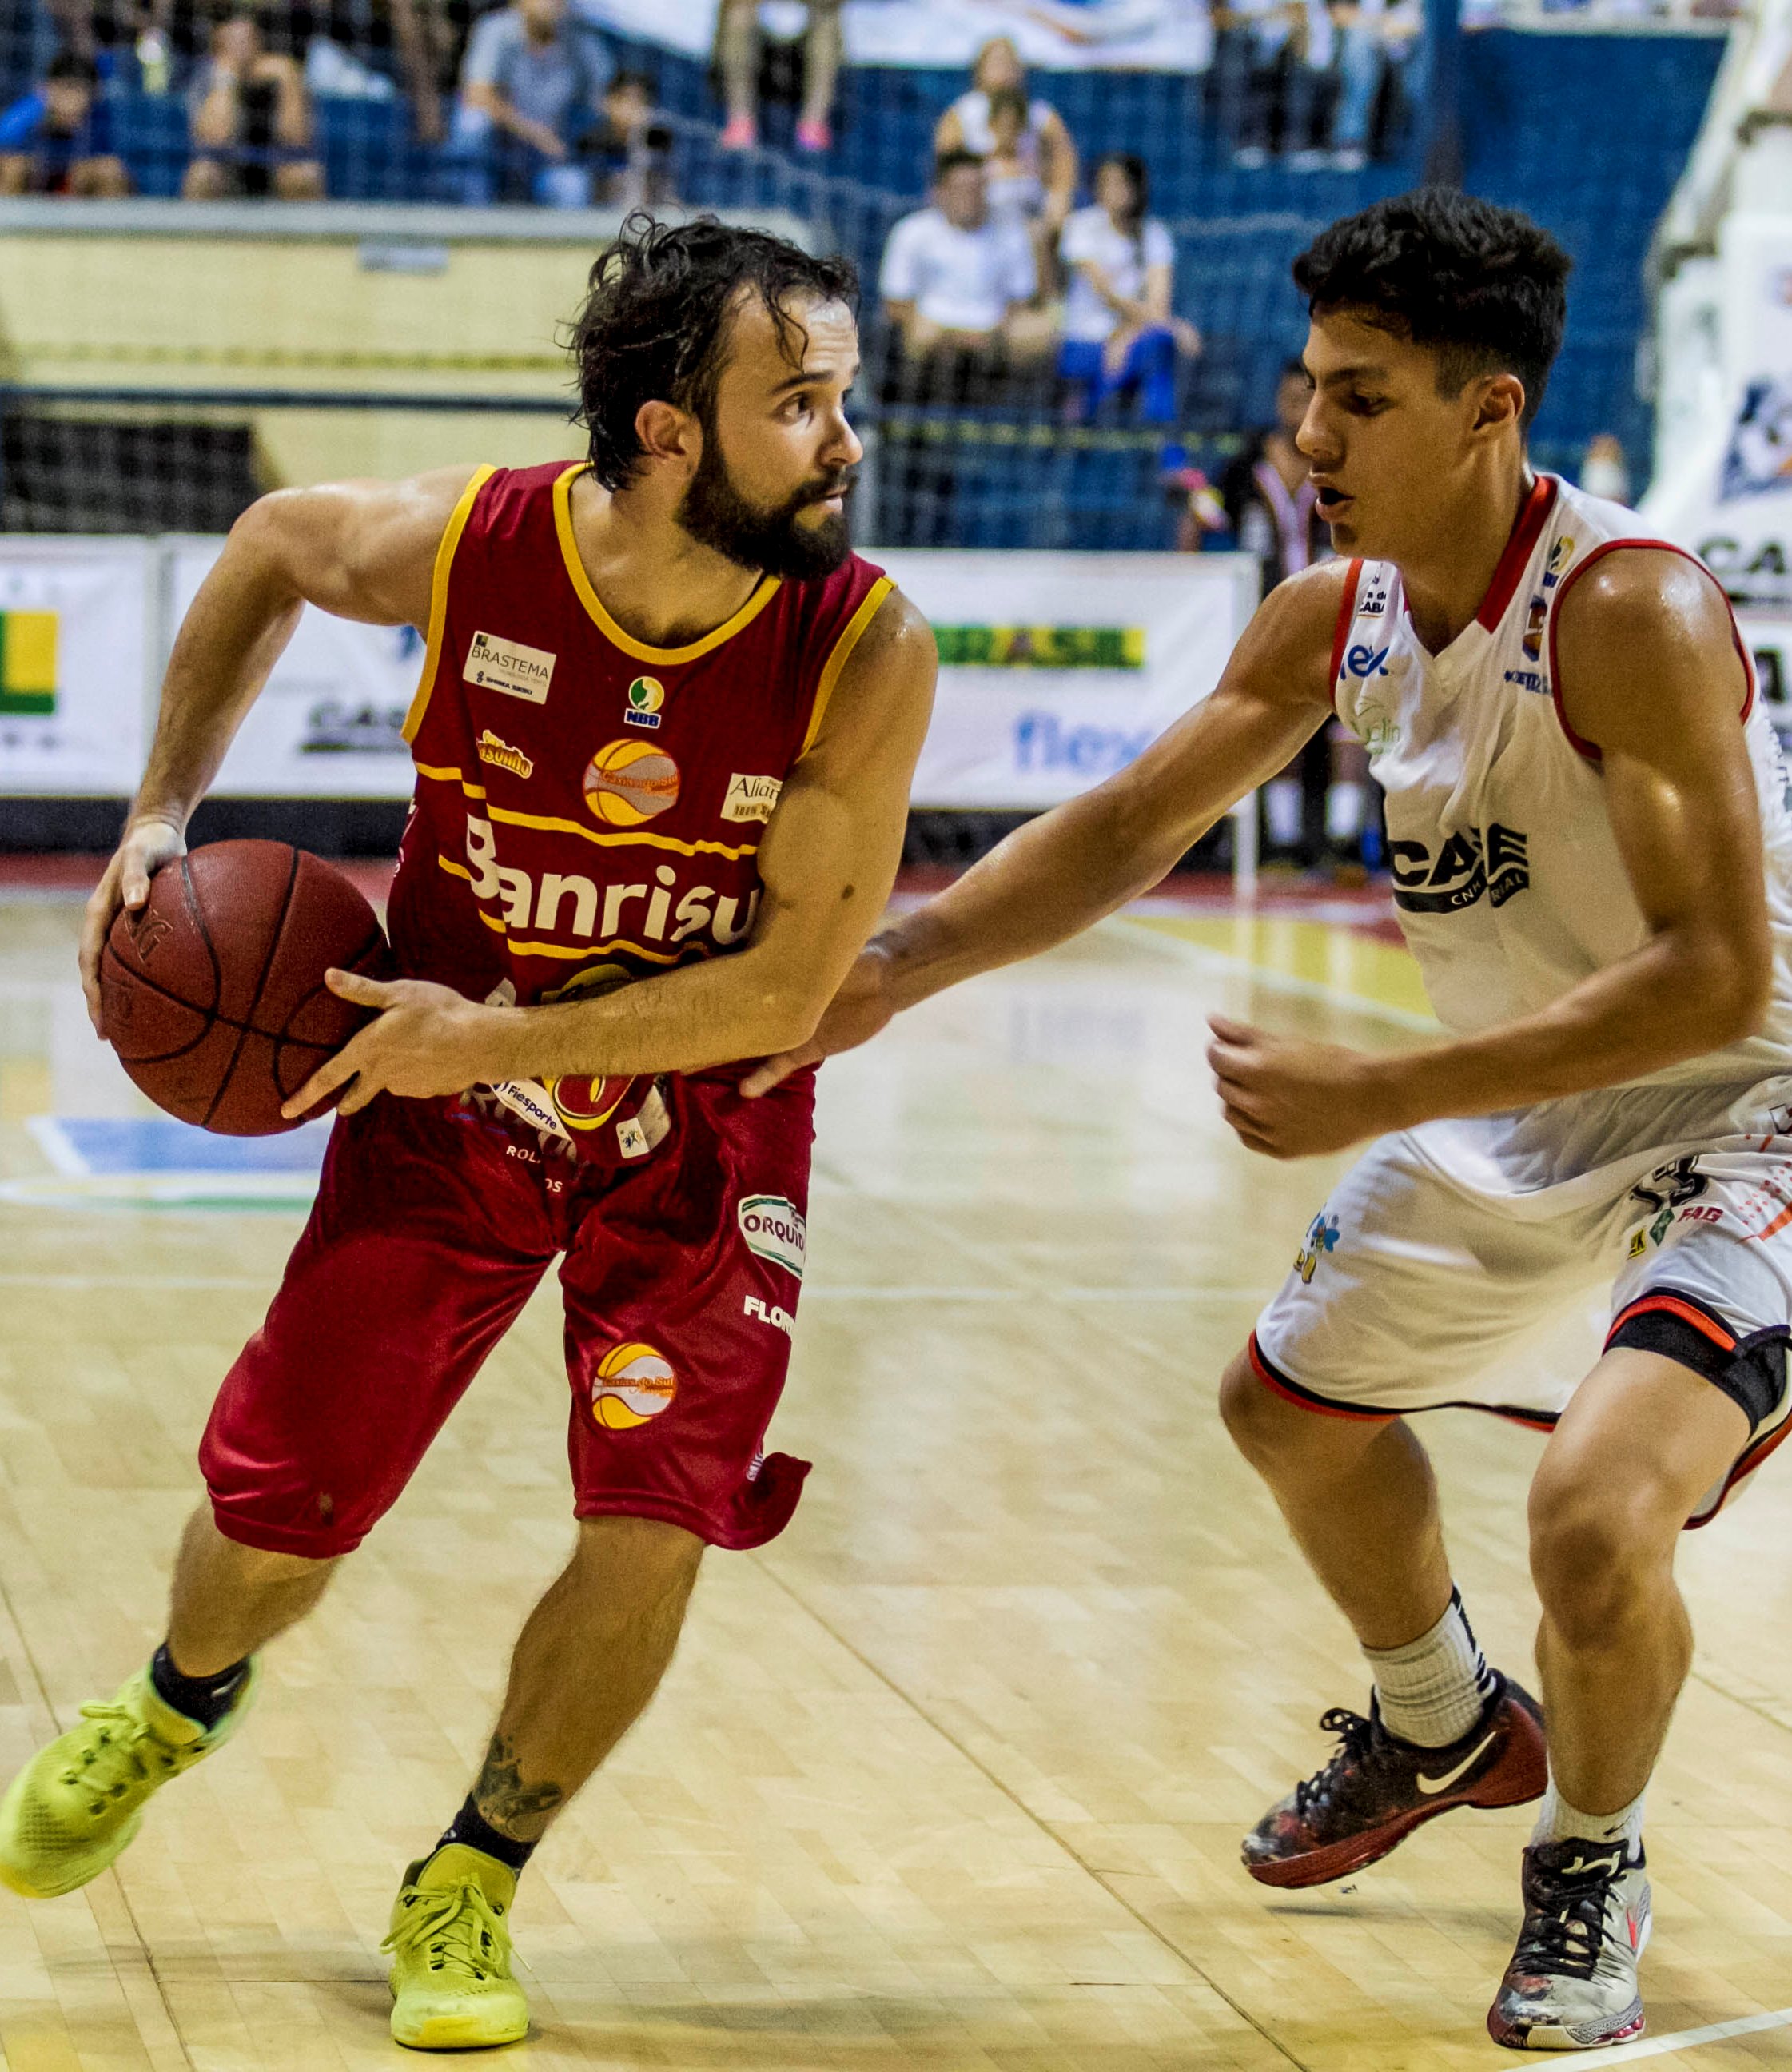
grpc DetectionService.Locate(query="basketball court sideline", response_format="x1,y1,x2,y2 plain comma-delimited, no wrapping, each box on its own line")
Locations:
5,875,1792,2072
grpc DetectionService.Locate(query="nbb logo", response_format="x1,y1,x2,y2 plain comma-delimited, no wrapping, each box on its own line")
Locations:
462,815,759,950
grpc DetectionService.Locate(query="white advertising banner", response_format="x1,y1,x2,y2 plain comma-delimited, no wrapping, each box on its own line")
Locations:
878,549,1258,808
0,540,153,795
168,538,424,799
571,0,1213,70
1645,212,1792,735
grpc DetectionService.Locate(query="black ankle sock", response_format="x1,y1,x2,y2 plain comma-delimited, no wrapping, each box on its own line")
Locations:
149,1642,250,1732
436,1796,536,1875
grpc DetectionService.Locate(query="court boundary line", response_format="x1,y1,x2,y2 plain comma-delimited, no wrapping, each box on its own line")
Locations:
1566,2002,1792,2066
752,1556,1312,2072
1114,915,1441,1032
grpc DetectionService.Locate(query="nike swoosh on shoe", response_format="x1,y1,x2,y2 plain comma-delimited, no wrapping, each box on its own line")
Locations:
1416,1731,1496,1795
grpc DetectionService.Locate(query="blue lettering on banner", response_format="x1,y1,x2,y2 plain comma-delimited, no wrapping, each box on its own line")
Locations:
1013,712,1155,775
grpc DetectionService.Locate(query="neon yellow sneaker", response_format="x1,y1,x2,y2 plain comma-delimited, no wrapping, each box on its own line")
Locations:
384,1844,531,2050
0,1660,259,1899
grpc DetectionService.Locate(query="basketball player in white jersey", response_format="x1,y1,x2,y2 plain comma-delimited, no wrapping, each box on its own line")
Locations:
747,189,1792,2050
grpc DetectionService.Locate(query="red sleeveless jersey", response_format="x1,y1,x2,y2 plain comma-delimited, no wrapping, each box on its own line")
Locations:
387,460,891,1161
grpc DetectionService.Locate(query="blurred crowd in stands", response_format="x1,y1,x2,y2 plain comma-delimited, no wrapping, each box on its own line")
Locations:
1,0,1432,203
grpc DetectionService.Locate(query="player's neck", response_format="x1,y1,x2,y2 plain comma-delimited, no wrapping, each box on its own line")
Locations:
567,472,767,649
1395,455,1535,655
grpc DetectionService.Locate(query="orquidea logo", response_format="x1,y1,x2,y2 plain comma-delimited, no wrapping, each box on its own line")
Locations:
739,1194,806,1280
1388,823,1530,914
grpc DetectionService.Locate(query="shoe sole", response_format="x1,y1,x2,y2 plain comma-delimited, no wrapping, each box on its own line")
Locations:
390,2004,530,2050
1486,2000,1644,2051
1244,1699,1548,1891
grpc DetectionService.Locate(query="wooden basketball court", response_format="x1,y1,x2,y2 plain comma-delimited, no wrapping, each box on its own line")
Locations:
4,873,1792,2071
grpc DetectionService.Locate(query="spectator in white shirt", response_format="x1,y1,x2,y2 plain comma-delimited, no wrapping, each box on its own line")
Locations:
934,38,1076,262
879,150,1044,367
1057,153,1200,423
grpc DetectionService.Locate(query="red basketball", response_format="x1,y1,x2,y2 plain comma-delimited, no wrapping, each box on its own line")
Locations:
99,840,392,1135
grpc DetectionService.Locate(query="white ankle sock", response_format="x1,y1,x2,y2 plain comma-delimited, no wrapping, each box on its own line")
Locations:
1533,1778,1646,1857
1364,1587,1495,1748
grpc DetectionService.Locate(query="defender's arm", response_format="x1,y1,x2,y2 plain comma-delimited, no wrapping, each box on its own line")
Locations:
281,587,941,1113
742,559,1344,1092
78,468,476,1024
1212,552,1769,1157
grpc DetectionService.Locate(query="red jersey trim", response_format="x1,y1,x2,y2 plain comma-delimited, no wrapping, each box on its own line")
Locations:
551,464,782,663
1475,474,1558,632
402,464,496,744
802,575,895,755
1328,559,1363,711
1547,538,1756,765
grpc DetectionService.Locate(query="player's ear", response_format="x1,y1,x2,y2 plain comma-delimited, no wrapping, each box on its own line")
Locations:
1472,373,1526,440
635,399,698,473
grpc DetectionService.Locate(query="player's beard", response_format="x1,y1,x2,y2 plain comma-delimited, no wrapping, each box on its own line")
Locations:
678,428,855,580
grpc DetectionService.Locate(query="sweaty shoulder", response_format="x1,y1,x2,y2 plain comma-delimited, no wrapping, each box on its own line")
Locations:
244,464,486,629
1553,544,1748,757
810,584,936,738
1227,556,1356,715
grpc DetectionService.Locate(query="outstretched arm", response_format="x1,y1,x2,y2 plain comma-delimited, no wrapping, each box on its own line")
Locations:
1211,550,1770,1156
743,559,1346,1092
78,468,477,1026
281,588,941,1115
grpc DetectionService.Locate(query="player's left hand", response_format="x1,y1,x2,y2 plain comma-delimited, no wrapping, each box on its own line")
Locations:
1205,1014,1398,1158
281,970,506,1119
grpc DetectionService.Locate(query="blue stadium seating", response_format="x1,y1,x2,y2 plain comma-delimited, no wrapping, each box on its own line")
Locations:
22,2,1726,541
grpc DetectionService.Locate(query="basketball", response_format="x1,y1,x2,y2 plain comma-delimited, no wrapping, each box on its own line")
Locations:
98,840,392,1135
583,738,680,825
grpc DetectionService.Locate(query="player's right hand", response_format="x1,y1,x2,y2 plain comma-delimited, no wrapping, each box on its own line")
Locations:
740,946,898,1097
80,815,187,1032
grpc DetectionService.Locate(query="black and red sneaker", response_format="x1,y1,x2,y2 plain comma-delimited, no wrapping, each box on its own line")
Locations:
1242,1671,1547,1890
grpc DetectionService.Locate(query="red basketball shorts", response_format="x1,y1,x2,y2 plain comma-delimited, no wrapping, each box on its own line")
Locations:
199,1073,816,1558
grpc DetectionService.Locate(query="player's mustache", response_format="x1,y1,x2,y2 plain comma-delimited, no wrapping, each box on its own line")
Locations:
794,468,858,506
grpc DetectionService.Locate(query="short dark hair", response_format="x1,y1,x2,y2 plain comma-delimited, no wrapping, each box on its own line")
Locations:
1292,189,1572,430
934,147,983,181
571,213,858,492
607,69,655,96
46,50,99,86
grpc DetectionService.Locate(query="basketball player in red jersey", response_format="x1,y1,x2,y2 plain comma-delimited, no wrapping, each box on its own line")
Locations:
0,218,935,2050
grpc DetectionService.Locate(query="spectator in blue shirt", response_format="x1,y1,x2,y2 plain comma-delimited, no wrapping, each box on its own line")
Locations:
0,53,131,197
450,0,611,205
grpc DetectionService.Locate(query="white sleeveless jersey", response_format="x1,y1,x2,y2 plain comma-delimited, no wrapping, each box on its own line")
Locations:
1332,473,1792,1167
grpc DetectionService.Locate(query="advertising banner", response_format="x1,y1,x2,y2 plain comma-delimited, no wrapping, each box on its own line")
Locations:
168,539,424,798
570,0,1213,70
1646,214,1792,737
878,549,1258,809
0,540,153,795
2,540,1256,809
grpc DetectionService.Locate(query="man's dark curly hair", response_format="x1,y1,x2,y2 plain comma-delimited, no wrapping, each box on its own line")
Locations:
571,214,858,492
1292,189,1572,431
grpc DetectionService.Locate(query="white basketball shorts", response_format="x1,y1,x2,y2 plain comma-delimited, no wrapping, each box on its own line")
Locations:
1250,1080,1792,1524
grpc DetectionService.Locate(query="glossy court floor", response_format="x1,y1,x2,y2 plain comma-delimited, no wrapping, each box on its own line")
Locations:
4,863,1792,2072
